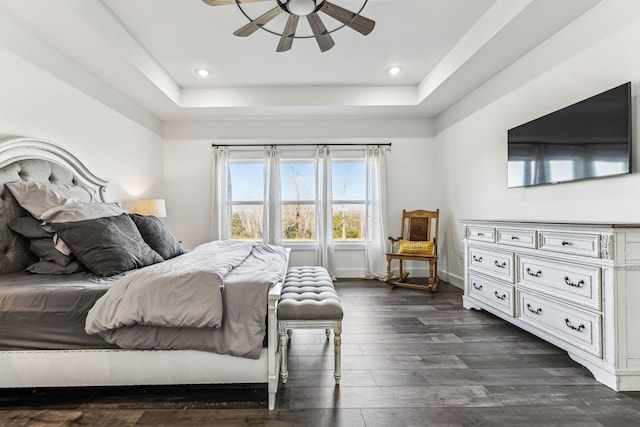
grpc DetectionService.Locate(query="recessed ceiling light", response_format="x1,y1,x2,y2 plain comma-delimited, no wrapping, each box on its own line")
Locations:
388,66,402,76
196,68,210,78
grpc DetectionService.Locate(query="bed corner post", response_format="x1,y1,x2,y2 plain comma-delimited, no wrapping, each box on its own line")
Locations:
267,281,282,410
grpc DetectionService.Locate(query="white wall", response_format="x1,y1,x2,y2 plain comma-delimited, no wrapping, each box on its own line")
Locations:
435,1,640,285
163,123,438,278
0,45,164,203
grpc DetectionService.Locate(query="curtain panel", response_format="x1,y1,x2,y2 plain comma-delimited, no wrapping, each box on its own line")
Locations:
364,147,388,279
211,147,231,241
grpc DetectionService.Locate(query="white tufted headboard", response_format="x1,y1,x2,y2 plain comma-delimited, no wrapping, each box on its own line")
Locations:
0,137,108,274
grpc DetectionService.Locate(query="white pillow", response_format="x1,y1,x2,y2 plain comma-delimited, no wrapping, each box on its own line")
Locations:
41,202,124,224
6,182,93,219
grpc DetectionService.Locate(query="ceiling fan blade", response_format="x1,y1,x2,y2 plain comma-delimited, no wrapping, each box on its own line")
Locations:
307,13,335,52
233,6,283,37
202,0,271,6
320,1,375,36
277,15,300,52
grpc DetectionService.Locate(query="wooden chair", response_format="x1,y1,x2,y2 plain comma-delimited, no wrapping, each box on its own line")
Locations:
386,209,439,292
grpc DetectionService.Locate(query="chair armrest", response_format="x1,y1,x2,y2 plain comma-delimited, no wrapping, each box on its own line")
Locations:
388,236,401,253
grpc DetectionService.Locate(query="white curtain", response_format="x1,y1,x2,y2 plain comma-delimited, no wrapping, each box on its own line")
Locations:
315,146,335,277
364,146,388,279
211,147,231,241
263,146,282,245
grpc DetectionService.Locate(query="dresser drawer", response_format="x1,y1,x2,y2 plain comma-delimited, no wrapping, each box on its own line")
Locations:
518,290,601,357
497,228,537,249
468,274,514,316
518,256,601,310
468,247,514,283
538,231,600,258
467,226,495,243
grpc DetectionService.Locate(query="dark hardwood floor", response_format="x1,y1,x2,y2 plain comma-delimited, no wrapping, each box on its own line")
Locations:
1,279,640,426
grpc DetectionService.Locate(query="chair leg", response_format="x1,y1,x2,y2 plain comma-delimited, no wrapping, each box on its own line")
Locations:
399,260,405,282
386,257,392,284
334,321,342,385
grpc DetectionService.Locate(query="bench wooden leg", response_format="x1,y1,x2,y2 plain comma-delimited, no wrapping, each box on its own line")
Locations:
279,330,289,384
334,320,342,385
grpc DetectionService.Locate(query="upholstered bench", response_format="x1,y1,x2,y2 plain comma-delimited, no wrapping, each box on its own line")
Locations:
277,266,344,385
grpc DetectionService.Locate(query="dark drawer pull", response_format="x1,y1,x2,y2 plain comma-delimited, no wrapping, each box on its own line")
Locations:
472,282,483,291
526,303,542,315
494,260,507,269
564,277,585,288
494,291,506,301
564,318,585,332
477,232,485,237
472,255,483,262
511,236,519,240
561,241,572,246
526,268,542,278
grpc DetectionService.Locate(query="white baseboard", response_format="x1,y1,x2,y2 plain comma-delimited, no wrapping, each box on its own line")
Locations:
438,269,464,289
334,267,464,289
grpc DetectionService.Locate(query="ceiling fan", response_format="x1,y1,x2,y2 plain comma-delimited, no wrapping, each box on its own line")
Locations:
202,0,375,52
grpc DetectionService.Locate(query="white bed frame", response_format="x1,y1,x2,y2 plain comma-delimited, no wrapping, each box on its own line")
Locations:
0,137,283,410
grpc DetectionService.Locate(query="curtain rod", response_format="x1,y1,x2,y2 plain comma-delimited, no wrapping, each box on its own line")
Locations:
211,142,392,148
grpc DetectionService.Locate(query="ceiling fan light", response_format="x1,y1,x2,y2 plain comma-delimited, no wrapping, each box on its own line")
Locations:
287,0,316,16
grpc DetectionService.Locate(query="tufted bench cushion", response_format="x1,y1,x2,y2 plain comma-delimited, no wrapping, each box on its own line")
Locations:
277,266,344,385
278,266,343,321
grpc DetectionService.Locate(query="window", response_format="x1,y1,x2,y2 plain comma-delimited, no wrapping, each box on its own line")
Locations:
229,160,264,241
281,160,316,242
332,159,366,242
224,148,370,244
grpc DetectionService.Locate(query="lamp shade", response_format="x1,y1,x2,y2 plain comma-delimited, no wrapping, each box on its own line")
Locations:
130,198,167,217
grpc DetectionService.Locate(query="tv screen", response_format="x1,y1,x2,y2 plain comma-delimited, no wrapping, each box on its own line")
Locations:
507,82,631,188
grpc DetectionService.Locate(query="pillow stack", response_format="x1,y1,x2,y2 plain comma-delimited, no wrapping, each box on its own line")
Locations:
5,182,184,277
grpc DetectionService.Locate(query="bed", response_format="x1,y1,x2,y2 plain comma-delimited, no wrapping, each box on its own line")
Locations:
0,136,286,409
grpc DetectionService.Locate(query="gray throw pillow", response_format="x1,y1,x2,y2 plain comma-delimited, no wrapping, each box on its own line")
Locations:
8,216,52,239
29,238,75,266
129,214,185,260
51,213,163,277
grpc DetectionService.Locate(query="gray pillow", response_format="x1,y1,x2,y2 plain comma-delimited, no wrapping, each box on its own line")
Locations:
26,260,86,275
5,182,93,219
29,238,75,266
8,216,52,239
51,213,163,277
129,214,184,260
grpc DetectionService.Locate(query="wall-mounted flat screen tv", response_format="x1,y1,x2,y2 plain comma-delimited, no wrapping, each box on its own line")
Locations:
507,82,631,188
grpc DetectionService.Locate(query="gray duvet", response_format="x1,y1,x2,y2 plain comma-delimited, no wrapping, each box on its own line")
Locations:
85,240,287,359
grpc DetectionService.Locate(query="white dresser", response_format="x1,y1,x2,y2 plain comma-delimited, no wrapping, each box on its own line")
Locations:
462,220,640,391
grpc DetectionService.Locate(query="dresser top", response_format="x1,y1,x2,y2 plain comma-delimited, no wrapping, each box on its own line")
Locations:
462,219,640,229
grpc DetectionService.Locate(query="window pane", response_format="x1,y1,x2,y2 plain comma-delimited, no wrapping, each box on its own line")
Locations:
229,162,264,201
231,205,263,241
332,160,366,201
281,161,315,201
282,204,315,241
333,204,365,241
